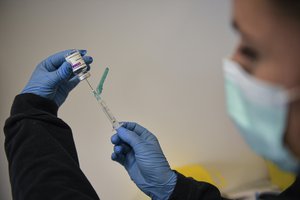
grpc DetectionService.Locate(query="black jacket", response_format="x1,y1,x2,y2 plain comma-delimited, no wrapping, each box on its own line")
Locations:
4,94,300,200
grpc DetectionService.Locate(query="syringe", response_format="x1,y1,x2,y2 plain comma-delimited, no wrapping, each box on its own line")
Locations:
85,79,122,130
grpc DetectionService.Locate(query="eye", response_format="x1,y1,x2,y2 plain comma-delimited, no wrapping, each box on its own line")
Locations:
239,46,258,60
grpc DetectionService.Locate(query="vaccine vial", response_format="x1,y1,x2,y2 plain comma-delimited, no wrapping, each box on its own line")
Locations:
65,49,91,81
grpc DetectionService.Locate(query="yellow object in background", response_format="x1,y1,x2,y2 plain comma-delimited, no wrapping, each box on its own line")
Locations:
137,162,296,200
175,164,213,183
176,162,296,191
266,161,296,190
174,164,227,189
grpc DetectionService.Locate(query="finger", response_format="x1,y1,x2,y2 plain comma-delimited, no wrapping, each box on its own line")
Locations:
86,64,91,71
111,134,122,145
55,62,73,82
67,76,80,91
122,122,149,136
120,122,131,129
117,127,141,147
111,152,125,165
78,49,87,56
47,49,75,70
114,145,123,154
121,143,131,154
53,56,91,84
112,134,132,154
114,144,131,154
83,56,92,71
83,56,93,65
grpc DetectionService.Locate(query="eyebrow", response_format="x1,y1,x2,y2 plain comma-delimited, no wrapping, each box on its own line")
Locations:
231,19,258,46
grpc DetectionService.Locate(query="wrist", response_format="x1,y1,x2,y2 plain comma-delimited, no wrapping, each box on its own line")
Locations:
21,87,48,99
21,88,60,107
164,171,177,200
151,171,177,200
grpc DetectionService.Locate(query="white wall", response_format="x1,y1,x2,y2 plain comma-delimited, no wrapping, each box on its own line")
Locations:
0,0,267,199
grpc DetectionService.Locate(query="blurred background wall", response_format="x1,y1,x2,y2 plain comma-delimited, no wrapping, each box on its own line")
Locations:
0,0,267,199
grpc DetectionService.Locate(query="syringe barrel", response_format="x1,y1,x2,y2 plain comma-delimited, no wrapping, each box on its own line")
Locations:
98,97,121,129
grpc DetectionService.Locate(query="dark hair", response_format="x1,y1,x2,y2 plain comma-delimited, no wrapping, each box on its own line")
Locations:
272,1,300,20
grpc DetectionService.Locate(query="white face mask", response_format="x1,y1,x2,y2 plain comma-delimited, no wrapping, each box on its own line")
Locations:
223,58,299,172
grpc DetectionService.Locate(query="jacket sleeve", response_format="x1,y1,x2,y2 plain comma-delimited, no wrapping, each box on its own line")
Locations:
169,172,230,200
4,94,100,200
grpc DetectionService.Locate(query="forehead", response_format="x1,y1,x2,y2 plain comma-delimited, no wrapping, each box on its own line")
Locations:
232,0,300,50
232,0,277,41
232,0,300,87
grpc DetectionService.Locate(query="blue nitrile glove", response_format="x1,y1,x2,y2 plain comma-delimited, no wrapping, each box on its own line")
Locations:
111,122,177,200
21,49,93,107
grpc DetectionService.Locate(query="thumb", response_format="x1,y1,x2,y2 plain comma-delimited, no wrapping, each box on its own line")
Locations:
55,62,73,83
117,127,141,148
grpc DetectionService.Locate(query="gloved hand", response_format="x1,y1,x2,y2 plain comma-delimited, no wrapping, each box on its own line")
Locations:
111,122,177,200
21,49,93,107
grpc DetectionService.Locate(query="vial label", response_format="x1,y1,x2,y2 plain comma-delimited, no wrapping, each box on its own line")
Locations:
65,50,87,73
